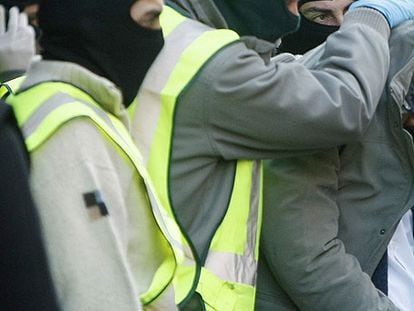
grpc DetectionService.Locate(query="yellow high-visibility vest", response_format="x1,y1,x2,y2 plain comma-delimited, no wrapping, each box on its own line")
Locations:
8,81,198,309
129,6,263,310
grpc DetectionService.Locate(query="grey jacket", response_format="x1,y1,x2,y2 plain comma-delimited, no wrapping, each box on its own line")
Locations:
256,21,414,311
165,0,391,267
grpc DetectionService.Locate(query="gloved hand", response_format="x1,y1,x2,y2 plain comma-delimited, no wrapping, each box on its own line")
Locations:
0,5,35,76
349,0,414,28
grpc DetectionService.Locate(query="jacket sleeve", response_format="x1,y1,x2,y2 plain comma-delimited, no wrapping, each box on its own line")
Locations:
29,119,143,311
259,152,398,311
189,8,391,159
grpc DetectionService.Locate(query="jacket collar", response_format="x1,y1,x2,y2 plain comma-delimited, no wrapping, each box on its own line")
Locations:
19,60,125,120
168,0,227,29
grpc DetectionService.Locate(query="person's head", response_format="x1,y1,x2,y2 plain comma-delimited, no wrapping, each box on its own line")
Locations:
212,0,300,43
38,0,164,107
279,0,353,54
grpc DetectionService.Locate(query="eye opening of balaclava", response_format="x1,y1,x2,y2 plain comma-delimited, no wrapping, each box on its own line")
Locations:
278,11,339,54
213,0,300,43
39,0,164,107
278,0,341,54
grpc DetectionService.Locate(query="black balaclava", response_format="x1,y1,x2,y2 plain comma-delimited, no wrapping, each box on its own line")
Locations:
278,12,338,54
39,0,164,107
213,0,300,43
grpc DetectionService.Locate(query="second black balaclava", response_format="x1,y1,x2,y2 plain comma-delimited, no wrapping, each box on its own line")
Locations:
278,12,339,54
39,0,164,107
213,0,300,43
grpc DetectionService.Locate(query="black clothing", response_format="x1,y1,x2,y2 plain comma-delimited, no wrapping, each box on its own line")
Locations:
0,101,59,311
213,0,300,42
278,13,339,55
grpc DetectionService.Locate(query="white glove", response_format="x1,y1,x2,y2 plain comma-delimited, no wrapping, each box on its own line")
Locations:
0,5,35,75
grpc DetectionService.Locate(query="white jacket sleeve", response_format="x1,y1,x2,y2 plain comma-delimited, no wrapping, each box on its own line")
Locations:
30,120,143,311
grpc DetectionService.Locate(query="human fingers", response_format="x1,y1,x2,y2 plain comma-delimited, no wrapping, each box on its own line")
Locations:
0,5,5,34
18,11,29,29
7,6,19,35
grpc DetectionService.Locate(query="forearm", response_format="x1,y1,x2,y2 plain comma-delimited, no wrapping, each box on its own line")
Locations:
0,69,24,83
199,9,390,158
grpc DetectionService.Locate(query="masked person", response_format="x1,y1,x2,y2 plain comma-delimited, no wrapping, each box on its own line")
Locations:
128,0,414,309
278,0,352,54
7,0,198,310
256,1,414,310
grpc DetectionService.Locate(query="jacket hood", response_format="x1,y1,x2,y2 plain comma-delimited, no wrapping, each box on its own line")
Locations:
168,0,228,29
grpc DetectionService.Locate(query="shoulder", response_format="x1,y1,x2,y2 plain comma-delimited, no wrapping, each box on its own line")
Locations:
31,118,116,171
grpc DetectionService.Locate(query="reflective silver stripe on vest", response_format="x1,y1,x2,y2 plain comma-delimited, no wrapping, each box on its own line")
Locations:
205,160,261,286
204,252,257,286
132,19,211,164
147,187,194,260
21,92,117,139
247,160,261,259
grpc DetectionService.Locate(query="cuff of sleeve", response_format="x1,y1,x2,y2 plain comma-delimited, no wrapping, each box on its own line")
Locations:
0,70,25,83
344,8,391,40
